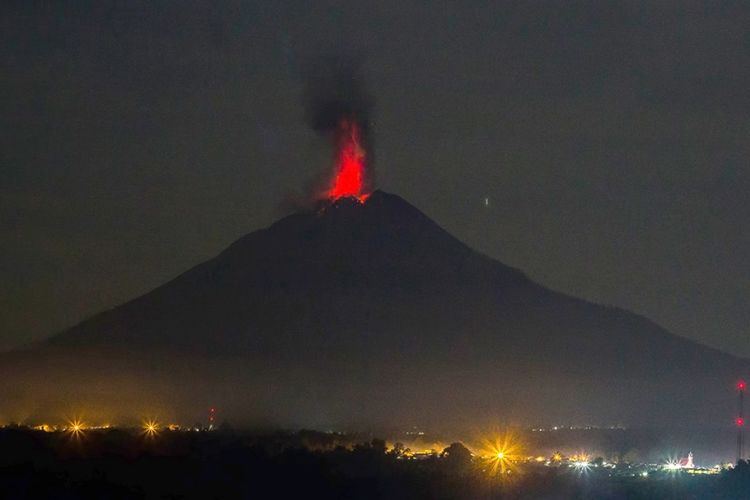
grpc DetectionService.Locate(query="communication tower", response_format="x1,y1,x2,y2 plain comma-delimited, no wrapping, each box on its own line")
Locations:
737,380,746,463
208,407,217,431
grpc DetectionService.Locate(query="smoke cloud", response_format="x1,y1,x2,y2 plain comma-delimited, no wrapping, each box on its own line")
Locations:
303,56,372,133
301,55,375,201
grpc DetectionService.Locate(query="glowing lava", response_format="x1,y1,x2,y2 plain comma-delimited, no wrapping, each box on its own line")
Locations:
327,118,370,203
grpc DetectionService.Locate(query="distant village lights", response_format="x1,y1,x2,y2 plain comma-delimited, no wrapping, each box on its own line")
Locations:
10,413,225,435
1,420,736,474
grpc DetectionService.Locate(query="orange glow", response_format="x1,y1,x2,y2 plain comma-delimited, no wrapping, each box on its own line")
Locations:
327,118,369,203
570,452,590,462
66,418,86,438
142,418,160,437
478,432,524,476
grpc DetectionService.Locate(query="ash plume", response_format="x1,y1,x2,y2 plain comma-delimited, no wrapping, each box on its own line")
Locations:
301,55,375,202
303,56,372,135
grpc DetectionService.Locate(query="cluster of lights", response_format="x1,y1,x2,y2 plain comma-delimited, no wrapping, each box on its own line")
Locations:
664,460,682,471
15,420,212,434
570,453,591,472
572,460,591,471
14,407,219,436
530,425,626,432
10,407,743,474
63,418,165,438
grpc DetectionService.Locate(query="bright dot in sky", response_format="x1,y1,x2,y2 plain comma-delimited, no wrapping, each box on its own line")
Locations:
484,197,490,207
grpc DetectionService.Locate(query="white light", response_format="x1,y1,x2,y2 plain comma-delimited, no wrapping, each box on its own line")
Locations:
665,461,681,471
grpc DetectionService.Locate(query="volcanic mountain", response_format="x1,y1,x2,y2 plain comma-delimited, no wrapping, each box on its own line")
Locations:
1,191,745,429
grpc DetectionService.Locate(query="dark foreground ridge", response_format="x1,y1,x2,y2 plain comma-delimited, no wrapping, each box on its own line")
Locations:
0,191,746,428
1,427,749,500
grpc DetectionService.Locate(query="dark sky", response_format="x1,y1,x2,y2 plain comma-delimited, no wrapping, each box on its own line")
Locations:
1,1,748,356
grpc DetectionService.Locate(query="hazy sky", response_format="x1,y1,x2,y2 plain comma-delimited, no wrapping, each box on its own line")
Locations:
1,1,748,356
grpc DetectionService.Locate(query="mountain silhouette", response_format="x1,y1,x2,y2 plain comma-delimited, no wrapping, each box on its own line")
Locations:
1,191,745,429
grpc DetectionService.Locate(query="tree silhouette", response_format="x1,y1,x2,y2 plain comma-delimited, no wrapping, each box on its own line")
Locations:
441,442,472,472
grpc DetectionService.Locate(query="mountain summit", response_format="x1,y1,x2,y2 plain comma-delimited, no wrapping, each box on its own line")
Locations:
2,191,745,428
51,190,529,352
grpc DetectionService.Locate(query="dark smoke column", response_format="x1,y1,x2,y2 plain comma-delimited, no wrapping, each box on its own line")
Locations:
303,56,374,203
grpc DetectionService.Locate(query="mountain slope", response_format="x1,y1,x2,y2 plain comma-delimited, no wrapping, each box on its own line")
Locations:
2,191,745,428
50,191,529,351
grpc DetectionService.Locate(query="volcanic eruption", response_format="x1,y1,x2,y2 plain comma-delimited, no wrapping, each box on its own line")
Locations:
0,58,747,433
2,187,747,429
304,56,374,204
327,118,369,202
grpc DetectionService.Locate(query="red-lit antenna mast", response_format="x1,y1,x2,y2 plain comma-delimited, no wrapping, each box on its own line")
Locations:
737,380,746,463
208,407,216,431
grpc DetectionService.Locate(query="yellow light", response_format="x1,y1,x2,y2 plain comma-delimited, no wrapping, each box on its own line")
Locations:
142,419,160,437
665,460,681,471
66,419,86,437
478,431,524,477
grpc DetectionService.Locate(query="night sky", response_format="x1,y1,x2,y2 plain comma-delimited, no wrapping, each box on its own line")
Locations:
2,1,748,356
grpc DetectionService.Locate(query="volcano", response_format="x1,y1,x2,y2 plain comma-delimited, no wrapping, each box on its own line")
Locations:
1,191,746,429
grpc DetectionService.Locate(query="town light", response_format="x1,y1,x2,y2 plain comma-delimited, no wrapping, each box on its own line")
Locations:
66,419,85,437
142,419,160,437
